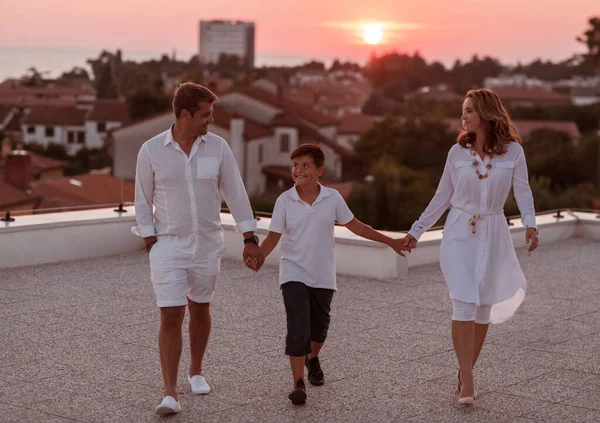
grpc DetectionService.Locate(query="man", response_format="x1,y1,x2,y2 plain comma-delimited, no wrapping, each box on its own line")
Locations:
132,82,264,415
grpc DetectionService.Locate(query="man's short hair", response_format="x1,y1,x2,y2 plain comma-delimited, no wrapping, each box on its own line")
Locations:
290,143,325,167
172,82,218,119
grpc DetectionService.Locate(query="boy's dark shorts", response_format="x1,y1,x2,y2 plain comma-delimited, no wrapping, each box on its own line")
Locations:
281,281,335,357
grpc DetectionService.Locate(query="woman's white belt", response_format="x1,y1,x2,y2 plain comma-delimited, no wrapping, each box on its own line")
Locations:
454,207,504,234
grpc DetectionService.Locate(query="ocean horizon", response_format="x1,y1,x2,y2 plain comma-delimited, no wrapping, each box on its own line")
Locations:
0,46,367,81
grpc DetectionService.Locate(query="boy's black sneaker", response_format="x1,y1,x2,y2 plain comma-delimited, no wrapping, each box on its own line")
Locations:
305,356,325,386
288,379,307,405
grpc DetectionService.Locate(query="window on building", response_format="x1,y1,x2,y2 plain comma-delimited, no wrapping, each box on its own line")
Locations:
97,122,106,133
77,132,85,144
45,126,54,137
68,132,75,144
27,126,35,134
279,134,290,153
258,145,264,163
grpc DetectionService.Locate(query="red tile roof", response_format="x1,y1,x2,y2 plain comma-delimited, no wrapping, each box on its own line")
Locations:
283,87,315,106
87,99,130,124
0,105,14,123
212,104,273,141
31,174,135,211
338,114,383,135
0,181,41,210
443,118,581,140
3,110,23,132
22,106,88,126
0,81,94,97
287,115,352,156
0,95,77,107
237,86,338,127
29,152,67,173
492,86,571,104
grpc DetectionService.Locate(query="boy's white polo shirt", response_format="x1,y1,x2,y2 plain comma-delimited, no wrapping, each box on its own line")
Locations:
269,184,354,291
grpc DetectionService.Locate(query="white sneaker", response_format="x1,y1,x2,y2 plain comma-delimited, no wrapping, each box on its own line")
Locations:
188,375,211,394
155,396,181,415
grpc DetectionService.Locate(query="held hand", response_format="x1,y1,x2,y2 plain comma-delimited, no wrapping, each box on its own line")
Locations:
525,227,539,253
403,234,418,249
243,243,265,272
389,238,411,257
144,236,158,254
244,256,260,271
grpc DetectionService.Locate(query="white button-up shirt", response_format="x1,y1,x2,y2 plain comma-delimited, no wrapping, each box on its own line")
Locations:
269,185,354,290
132,127,256,255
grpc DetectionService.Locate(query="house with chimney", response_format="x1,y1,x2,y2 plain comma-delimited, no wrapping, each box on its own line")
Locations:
0,151,42,214
111,79,353,197
0,147,133,215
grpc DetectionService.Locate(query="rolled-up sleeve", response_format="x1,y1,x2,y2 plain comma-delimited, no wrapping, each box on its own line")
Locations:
132,143,156,237
219,141,257,234
512,147,536,227
408,150,454,240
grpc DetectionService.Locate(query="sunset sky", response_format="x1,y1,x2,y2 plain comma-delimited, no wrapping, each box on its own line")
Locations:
1,0,598,65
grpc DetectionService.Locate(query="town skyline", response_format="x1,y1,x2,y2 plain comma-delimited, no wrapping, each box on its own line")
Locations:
1,0,598,67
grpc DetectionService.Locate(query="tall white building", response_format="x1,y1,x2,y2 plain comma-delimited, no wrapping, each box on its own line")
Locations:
199,20,255,69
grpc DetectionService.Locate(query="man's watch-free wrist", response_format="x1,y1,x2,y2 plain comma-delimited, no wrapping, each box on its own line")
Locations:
243,235,259,245
526,225,539,235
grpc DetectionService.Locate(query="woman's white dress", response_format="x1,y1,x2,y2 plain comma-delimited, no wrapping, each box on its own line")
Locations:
408,142,536,324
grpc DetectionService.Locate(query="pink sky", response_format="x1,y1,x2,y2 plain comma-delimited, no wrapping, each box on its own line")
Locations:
1,0,597,64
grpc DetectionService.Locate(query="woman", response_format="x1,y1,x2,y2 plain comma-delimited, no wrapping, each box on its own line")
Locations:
403,88,539,405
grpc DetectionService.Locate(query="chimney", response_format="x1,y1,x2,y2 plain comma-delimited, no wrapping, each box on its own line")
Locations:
1,137,11,161
229,115,245,182
5,150,32,192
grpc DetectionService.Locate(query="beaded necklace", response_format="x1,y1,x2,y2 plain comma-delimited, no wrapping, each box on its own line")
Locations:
467,140,493,180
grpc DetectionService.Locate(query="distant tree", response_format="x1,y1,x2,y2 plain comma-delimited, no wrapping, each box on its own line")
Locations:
450,55,503,93
300,60,326,71
347,158,435,231
59,66,90,82
576,16,600,72
96,64,118,98
505,176,597,215
523,128,581,190
574,133,600,190
353,116,453,180
21,142,46,155
21,67,48,87
126,85,170,121
329,59,362,73
44,143,68,161
183,68,205,84
365,52,434,101
116,62,155,96
87,50,117,82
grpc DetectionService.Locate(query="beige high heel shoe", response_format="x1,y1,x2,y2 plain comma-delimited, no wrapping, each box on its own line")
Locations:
457,369,477,398
457,369,475,405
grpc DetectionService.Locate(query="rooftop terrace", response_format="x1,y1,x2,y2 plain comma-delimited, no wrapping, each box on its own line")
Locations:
1,210,600,422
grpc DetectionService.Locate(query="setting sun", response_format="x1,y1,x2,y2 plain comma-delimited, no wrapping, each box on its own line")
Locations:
362,24,383,45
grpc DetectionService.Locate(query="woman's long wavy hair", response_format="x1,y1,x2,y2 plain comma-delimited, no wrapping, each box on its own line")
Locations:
457,88,521,155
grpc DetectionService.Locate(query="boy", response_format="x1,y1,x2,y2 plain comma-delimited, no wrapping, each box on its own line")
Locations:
246,143,410,405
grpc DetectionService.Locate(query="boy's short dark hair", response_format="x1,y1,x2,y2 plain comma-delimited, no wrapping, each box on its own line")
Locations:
172,82,218,119
290,143,325,167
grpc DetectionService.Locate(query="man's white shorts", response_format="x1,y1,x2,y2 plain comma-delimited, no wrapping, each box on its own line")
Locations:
149,241,221,308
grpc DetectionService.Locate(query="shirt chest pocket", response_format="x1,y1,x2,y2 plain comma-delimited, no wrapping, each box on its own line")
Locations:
495,161,515,171
196,157,219,180
454,161,472,169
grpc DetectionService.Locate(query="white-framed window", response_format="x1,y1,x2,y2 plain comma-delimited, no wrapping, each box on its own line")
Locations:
280,133,290,153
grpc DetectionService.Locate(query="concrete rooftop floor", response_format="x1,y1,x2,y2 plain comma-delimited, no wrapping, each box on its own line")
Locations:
1,237,600,422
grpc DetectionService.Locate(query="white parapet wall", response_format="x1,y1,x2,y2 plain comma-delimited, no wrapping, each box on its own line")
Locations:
1,208,599,280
